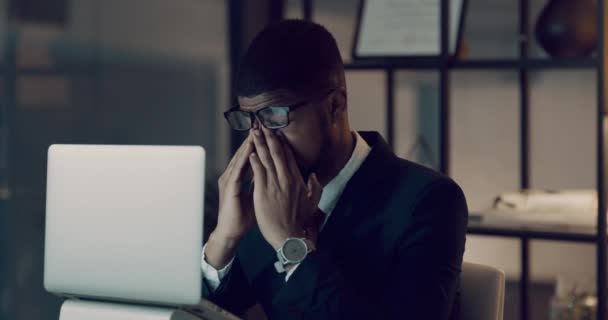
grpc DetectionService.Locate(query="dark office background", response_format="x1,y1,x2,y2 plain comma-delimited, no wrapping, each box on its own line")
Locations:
0,0,229,318
0,0,601,319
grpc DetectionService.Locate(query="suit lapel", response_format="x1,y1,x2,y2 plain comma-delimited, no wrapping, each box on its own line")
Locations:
271,132,398,306
319,132,397,246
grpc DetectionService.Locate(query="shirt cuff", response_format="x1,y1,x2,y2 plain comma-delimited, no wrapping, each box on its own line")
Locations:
201,243,234,291
285,262,301,282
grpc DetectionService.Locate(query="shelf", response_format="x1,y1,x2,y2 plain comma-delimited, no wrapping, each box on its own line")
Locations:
467,220,598,243
344,58,598,71
453,58,598,70
345,58,442,70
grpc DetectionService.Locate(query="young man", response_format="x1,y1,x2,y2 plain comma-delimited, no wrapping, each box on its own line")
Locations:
202,20,468,320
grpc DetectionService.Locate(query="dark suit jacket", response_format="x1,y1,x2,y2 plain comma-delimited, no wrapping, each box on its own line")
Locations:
203,131,468,320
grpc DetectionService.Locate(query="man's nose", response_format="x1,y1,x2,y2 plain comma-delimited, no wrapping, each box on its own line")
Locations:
251,118,261,130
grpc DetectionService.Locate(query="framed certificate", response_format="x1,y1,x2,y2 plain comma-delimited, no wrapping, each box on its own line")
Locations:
352,0,467,59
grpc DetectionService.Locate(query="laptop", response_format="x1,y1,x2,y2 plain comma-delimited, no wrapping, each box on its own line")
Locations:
44,144,205,307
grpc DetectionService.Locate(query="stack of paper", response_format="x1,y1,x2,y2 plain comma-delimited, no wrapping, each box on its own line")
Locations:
477,190,600,228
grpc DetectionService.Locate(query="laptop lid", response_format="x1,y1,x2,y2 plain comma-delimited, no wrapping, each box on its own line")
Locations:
44,144,205,306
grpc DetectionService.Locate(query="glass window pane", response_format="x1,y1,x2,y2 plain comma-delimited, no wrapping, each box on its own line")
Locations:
17,75,69,107
314,0,359,63
285,0,304,20
450,70,520,211
529,70,596,189
346,71,386,136
461,0,519,59
394,71,439,170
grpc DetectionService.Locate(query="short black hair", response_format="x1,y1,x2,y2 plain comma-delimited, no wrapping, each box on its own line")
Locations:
235,19,343,98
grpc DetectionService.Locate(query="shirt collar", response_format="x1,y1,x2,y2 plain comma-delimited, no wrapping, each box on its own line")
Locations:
318,131,371,219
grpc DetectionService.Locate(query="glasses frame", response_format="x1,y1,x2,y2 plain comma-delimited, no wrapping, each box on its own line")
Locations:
224,88,337,131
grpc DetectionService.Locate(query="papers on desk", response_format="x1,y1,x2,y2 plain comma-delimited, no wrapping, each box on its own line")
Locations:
474,190,600,228
181,299,242,320
57,299,242,320
57,299,216,320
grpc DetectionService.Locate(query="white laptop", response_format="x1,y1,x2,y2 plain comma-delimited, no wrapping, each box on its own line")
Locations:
44,144,205,307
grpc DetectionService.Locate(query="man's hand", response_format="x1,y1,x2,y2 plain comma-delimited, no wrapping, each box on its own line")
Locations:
206,132,256,269
248,126,323,250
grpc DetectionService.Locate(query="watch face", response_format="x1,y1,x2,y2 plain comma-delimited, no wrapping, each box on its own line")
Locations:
283,238,307,262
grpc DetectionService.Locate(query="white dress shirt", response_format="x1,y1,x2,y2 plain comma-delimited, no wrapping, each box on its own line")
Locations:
201,131,371,291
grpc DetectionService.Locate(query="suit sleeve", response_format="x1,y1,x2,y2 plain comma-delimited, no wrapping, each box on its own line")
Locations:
277,178,469,320
203,257,257,316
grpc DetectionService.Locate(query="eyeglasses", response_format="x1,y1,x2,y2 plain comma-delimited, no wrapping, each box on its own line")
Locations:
224,88,337,131
224,101,308,131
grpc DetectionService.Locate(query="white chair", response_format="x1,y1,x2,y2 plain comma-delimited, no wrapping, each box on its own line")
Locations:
460,262,506,320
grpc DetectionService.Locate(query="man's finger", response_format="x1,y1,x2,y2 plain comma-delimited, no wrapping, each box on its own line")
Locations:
229,136,254,185
224,133,251,180
307,172,323,205
224,132,251,178
261,126,289,183
252,128,277,177
277,131,302,180
249,152,267,187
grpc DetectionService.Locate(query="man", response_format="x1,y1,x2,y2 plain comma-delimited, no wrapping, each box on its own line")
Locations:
202,20,468,319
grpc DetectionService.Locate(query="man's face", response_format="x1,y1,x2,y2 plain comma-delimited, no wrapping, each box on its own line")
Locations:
237,89,333,177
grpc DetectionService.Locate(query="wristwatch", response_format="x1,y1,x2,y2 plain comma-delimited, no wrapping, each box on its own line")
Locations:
274,238,316,273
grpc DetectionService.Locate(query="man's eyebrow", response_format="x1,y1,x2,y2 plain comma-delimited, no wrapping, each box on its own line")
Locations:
239,102,273,112
239,98,297,110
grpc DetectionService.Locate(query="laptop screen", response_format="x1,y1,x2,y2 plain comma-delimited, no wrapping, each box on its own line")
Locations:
44,144,205,306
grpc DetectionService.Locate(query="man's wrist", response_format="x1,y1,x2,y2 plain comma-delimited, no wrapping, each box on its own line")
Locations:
274,237,316,274
205,230,241,270
269,230,308,251
209,230,241,250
